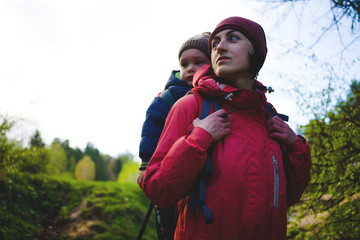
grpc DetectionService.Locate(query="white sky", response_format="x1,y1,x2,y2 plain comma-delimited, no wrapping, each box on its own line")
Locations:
1,0,359,160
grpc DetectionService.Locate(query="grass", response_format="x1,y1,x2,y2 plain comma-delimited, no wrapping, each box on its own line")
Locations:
0,172,157,240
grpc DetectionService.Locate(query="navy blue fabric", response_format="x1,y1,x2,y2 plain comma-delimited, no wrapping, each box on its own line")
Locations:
139,70,192,170
189,95,221,224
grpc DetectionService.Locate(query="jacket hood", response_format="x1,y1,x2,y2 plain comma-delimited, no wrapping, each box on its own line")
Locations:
164,70,190,90
193,65,268,111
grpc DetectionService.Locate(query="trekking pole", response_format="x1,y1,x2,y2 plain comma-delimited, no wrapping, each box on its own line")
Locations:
136,202,154,240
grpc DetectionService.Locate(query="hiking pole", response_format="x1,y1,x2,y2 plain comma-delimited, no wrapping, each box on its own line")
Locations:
137,202,154,240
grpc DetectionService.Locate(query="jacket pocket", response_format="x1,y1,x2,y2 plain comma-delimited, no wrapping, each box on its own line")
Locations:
271,155,279,208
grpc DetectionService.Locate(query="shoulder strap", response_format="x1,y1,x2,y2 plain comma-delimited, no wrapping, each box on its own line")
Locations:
159,89,176,109
188,89,221,224
265,103,289,122
188,89,221,119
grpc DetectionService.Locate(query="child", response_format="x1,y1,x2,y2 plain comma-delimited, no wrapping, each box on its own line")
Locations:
137,32,211,186
137,32,211,239
142,17,311,240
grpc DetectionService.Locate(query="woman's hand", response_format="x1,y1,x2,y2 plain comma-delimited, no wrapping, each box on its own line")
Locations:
266,116,298,146
193,109,231,141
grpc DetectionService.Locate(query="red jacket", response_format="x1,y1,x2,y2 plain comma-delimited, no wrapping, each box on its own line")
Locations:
143,66,311,240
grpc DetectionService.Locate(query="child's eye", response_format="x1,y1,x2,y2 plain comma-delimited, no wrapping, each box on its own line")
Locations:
181,62,188,68
195,60,205,65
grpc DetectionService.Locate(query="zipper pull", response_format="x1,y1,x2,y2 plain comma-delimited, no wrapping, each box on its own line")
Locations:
272,155,279,173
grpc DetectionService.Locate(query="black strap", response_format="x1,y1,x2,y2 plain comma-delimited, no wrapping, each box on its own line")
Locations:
137,202,154,240
265,103,289,122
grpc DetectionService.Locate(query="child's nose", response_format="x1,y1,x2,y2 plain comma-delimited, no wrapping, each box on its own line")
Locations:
187,64,196,72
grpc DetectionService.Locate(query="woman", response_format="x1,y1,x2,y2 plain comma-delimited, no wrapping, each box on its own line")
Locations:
142,16,311,240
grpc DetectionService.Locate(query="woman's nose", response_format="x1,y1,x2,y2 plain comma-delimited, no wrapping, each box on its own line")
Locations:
216,40,227,53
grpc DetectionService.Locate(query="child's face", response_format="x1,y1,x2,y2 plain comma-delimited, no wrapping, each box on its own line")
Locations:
179,49,210,86
211,29,254,80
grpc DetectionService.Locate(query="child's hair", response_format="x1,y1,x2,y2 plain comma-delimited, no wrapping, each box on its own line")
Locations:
178,32,211,60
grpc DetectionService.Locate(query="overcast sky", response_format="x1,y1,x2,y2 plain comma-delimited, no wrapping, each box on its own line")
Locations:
0,0,358,160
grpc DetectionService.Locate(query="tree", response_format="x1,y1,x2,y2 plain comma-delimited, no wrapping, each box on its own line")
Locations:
46,138,67,174
30,129,45,148
59,139,84,173
288,81,360,239
74,155,95,181
84,142,107,181
330,0,359,33
259,0,359,40
22,129,48,173
0,117,22,180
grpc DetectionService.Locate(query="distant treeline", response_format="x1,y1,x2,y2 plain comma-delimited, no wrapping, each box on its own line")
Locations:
0,118,134,182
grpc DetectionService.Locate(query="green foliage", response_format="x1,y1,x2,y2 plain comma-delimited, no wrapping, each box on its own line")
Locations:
0,173,83,240
75,155,95,181
60,139,84,173
71,182,157,240
110,157,122,178
47,139,68,174
1,118,47,177
0,118,23,178
289,81,360,239
0,117,154,239
30,129,45,148
0,173,156,240
85,143,108,181
117,157,138,183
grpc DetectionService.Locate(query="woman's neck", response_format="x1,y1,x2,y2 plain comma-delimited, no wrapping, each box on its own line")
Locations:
230,73,255,89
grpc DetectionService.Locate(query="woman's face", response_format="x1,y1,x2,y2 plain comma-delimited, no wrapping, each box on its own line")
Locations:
211,29,254,80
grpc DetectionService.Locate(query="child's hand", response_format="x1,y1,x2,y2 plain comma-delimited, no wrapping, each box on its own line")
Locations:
137,170,146,188
193,109,231,141
266,116,298,146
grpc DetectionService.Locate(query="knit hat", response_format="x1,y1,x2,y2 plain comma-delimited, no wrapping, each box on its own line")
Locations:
209,16,267,71
178,32,211,59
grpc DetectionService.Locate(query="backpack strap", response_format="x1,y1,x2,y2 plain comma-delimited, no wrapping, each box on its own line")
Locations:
265,102,289,122
160,89,176,109
188,89,221,224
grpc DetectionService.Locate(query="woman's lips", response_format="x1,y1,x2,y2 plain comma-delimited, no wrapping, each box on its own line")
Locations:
217,56,230,64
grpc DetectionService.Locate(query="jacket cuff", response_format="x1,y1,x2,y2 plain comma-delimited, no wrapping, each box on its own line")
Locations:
139,161,148,170
287,135,307,152
188,127,214,151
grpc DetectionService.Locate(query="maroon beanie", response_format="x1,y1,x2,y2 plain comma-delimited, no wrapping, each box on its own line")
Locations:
209,16,267,70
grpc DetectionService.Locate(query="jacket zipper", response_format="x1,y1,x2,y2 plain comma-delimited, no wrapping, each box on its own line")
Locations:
271,155,279,208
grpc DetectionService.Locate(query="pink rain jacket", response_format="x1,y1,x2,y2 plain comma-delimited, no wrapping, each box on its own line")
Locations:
143,66,311,240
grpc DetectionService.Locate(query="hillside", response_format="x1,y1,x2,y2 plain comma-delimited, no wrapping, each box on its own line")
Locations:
0,173,157,240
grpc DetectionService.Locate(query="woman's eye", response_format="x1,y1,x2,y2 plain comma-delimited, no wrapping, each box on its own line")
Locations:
212,41,219,49
230,35,239,41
